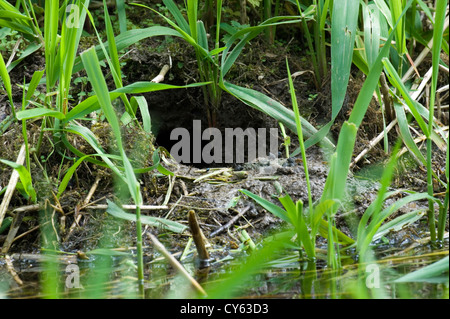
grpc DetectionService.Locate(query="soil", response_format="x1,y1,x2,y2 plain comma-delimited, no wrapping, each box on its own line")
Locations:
0,4,448,274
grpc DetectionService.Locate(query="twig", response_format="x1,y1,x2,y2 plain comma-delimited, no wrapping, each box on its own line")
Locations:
188,210,210,263
10,224,40,243
439,64,449,74
350,119,397,168
0,144,26,228
209,205,251,238
11,204,40,213
193,168,231,183
65,175,102,241
8,253,78,263
164,195,183,219
402,16,449,83
149,234,207,297
163,175,175,206
85,204,169,210
2,210,26,253
5,255,23,286
397,134,427,158
5,38,22,68
351,63,437,168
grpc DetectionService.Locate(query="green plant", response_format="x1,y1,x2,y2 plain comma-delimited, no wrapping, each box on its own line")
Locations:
2,0,211,297
394,256,449,284
296,0,360,149
0,0,43,42
135,0,334,150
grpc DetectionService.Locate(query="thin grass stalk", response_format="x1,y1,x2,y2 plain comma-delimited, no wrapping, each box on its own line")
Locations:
23,0,44,45
326,213,338,269
81,47,145,297
286,59,313,216
21,80,30,174
357,141,401,258
101,1,140,127
44,0,58,96
295,0,321,87
41,0,59,157
0,52,15,118
313,0,327,80
426,137,437,242
20,70,44,173
426,0,448,243
408,0,417,55
116,0,127,34
215,0,222,53
438,141,449,241
135,205,144,297
263,0,272,41
272,0,281,42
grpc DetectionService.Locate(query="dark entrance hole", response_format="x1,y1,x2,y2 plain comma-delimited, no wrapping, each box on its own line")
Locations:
151,93,280,168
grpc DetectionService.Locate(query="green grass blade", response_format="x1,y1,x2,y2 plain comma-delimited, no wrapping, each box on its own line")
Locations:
318,219,355,245
81,46,141,205
304,0,411,148
131,2,210,61
6,42,42,72
116,0,127,34
279,195,315,258
16,108,66,120
103,1,122,86
163,0,190,33
186,0,198,41
278,193,298,226
0,51,15,117
382,58,429,136
321,121,357,202
240,189,290,223
393,101,426,164
348,0,413,128
394,256,449,283
286,58,312,209
0,159,36,203
64,123,123,174
331,0,360,120
65,81,208,123
428,0,448,144
80,47,123,149
59,0,90,113
221,16,304,78
357,142,400,256
131,96,151,133
106,200,187,233
72,26,183,74
373,210,424,241
152,148,174,176
197,20,208,50
0,217,12,235
311,199,334,238
362,3,381,67
24,69,44,103
388,0,406,55
113,81,211,94
56,154,98,199
223,81,334,148
44,0,59,90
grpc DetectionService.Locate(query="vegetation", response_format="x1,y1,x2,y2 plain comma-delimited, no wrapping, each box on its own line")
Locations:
0,0,448,299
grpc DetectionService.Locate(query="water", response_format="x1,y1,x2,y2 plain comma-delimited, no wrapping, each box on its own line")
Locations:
1,237,448,299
